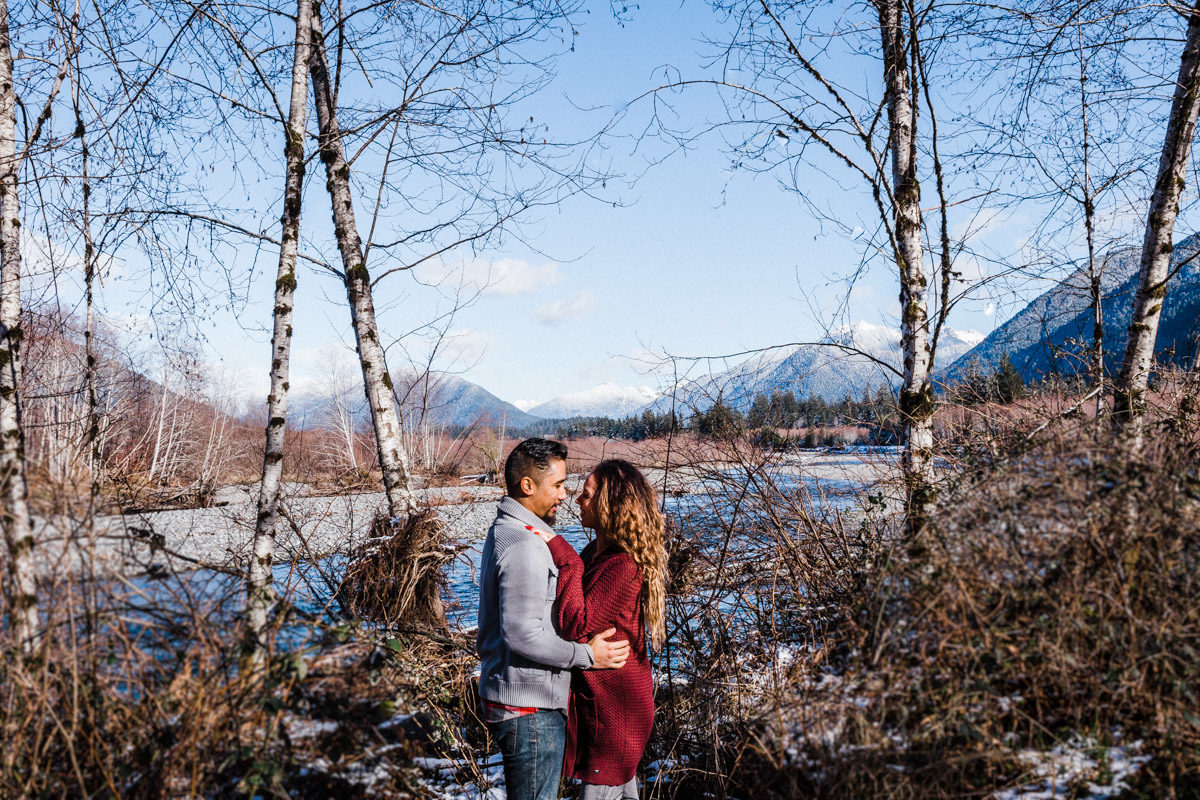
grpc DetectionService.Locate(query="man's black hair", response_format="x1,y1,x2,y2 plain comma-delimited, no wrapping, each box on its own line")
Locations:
504,438,568,496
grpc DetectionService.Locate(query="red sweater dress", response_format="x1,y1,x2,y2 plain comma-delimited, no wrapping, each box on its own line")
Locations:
547,537,654,786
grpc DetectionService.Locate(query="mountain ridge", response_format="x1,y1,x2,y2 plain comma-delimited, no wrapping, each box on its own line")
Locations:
645,321,984,414
527,382,660,419
943,232,1200,381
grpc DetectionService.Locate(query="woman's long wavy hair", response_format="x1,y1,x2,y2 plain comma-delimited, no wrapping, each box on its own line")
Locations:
591,459,668,649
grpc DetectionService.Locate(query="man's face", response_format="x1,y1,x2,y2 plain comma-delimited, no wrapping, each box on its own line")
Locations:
519,458,568,525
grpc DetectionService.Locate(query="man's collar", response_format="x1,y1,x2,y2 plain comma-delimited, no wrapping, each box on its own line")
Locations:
498,495,553,534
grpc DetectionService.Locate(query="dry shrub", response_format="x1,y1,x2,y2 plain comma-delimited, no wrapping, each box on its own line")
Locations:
643,378,1200,798
0,555,488,798
339,509,456,631
641,431,894,797
843,404,1195,793
0,584,429,798
773,381,1199,797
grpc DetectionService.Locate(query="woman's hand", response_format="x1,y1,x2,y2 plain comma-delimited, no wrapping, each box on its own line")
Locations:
525,524,555,544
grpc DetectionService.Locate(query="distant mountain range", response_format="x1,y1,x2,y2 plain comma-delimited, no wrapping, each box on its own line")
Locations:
291,371,537,430
527,383,659,419
943,232,1200,381
286,235,1200,430
648,321,985,414
413,373,539,428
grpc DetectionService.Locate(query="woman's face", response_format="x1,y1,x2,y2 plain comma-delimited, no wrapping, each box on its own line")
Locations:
576,472,599,531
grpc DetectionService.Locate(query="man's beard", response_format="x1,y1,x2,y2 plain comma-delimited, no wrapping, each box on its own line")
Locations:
540,507,557,526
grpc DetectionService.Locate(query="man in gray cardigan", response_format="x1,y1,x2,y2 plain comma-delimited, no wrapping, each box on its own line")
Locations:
478,438,629,800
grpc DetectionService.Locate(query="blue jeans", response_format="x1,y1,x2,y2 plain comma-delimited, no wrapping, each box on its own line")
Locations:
487,710,566,800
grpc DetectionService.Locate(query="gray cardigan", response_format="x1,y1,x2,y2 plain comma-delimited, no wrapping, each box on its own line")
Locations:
476,497,593,711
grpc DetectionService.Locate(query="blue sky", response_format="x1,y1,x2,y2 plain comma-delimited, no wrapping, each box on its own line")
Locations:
29,0,1189,409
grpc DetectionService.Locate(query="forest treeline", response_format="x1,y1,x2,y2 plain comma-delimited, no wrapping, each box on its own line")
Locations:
522,357,1028,445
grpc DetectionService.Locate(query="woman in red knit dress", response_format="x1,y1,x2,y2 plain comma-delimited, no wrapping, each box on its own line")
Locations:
545,459,667,800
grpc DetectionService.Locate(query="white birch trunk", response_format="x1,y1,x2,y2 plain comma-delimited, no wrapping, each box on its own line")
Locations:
879,0,934,533
309,6,416,518
1113,1,1200,447
148,365,169,481
1077,30,1105,414
0,0,39,648
246,0,313,665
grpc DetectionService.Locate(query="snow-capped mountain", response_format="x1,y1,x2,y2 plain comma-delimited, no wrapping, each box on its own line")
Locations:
649,321,985,412
825,320,984,356
942,232,1200,381
289,371,537,429
528,383,661,419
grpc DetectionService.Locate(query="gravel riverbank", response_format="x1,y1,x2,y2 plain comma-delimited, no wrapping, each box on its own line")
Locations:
32,452,897,578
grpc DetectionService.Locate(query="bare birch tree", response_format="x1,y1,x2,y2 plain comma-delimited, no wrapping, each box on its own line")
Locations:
307,4,417,519
246,0,313,666
0,0,72,648
877,0,936,528
1113,0,1200,445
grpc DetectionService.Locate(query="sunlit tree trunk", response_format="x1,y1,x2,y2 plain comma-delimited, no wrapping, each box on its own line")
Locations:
1113,1,1200,447
0,0,39,649
1076,23,1106,418
71,45,102,503
309,4,416,517
878,0,934,535
246,0,313,667
148,364,170,481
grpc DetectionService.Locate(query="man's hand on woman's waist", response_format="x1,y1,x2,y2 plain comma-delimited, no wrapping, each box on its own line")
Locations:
588,627,629,670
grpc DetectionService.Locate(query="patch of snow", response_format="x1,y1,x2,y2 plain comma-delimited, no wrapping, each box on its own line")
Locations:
947,327,986,347
282,715,340,739
993,737,1150,799
417,753,505,800
826,320,901,354
377,712,415,729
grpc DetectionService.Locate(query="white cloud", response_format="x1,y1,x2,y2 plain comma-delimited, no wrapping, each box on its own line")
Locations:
417,256,561,297
535,292,595,326
441,328,491,366
487,259,563,296
984,302,996,316
21,230,124,283
849,283,877,305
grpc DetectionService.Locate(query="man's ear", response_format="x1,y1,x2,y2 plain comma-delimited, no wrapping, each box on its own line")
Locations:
519,475,535,497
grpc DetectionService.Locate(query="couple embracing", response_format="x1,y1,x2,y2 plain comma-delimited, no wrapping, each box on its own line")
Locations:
476,438,666,800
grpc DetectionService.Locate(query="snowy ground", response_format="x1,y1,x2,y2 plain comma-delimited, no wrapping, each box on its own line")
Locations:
993,737,1150,800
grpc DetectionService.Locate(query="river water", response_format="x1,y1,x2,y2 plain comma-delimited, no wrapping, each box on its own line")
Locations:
112,459,880,653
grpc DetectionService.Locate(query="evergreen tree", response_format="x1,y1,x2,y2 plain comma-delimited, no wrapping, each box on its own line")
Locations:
995,354,1025,404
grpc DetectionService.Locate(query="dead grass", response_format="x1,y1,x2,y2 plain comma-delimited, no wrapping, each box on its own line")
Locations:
7,376,1199,798
643,374,1200,798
